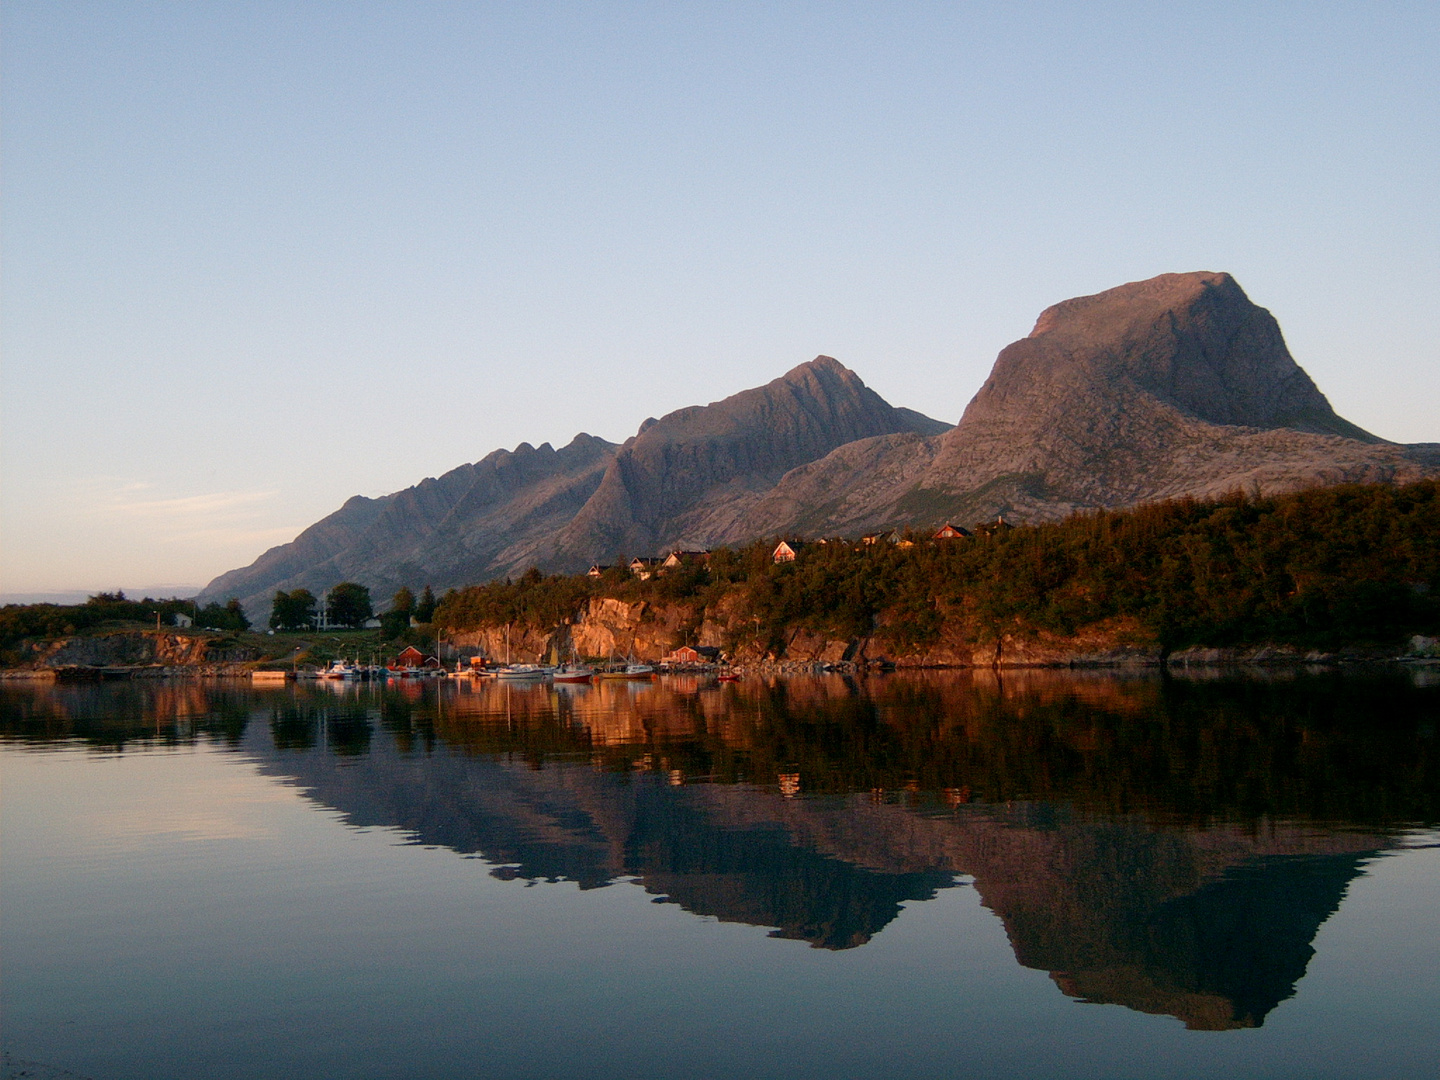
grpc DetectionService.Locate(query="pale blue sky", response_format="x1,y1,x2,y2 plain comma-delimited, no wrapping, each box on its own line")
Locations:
3,1,1437,595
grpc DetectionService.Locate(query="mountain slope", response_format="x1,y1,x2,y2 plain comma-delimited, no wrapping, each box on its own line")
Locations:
729,272,1436,535
200,360,949,616
199,434,617,616
550,355,946,559
201,272,1438,616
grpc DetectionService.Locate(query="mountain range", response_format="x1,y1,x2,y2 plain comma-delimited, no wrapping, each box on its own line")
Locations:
200,271,1440,615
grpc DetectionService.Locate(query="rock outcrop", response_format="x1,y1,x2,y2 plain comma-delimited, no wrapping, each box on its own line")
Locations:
20,631,257,670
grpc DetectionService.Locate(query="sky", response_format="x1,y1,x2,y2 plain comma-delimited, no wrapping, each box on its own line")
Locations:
3,1,1437,598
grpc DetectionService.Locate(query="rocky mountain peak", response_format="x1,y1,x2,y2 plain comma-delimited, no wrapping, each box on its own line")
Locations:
979,270,1375,440
551,354,946,558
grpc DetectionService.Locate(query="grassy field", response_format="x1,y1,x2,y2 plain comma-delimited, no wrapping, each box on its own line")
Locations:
231,627,436,669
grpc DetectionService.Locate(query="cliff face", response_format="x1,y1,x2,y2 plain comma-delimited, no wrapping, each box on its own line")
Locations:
916,271,1411,515
201,272,1438,619
21,631,256,669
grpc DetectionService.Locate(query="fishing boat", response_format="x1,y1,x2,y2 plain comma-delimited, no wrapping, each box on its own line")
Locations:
551,663,594,683
494,664,552,680
597,662,655,680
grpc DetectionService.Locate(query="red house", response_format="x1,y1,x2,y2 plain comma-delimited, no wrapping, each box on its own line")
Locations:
395,645,426,668
933,523,971,540
664,645,722,664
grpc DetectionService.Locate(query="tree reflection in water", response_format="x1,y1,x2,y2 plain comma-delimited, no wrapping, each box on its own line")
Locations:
3,667,1435,1029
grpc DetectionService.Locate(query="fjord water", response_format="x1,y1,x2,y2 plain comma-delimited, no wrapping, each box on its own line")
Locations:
3,672,1437,1080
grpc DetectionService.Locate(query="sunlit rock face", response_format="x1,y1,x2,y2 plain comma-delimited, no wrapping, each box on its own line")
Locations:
738,272,1439,533
915,271,1421,514
197,358,946,619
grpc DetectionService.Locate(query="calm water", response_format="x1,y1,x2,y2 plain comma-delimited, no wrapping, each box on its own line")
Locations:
2,669,1437,1079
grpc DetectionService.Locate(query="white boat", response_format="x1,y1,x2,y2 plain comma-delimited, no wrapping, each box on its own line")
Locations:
320,660,360,680
551,664,594,682
494,664,552,680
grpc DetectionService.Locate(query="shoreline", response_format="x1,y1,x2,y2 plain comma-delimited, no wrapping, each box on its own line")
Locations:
5,651,1438,682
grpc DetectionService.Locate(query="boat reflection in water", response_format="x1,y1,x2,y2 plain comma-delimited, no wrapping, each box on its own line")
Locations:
4,667,1435,1032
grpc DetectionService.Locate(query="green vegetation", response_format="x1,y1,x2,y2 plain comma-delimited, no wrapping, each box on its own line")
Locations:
381,586,415,637
0,589,432,669
415,585,437,624
0,591,214,664
324,582,373,629
269,588,318,631
435,482,1440,655
197,598,251,632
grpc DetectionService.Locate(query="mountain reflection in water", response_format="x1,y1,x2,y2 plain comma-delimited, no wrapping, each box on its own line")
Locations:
4,668,1436,1031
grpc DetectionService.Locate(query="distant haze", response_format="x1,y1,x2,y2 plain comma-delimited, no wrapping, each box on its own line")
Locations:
3,3,1436,593
0,588,203,607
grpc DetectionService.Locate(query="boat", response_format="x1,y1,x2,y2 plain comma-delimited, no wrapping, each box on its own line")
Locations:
493,664,552,680
319,660,360,680
597,662,655,680
551,663,594,683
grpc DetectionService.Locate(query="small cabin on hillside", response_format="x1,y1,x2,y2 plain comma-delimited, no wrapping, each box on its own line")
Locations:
773,540,805,564
629,557,662,580
861,531,897,546
933,523,971,540
586,564,613,578
660,549,711,571
972,515,1015,538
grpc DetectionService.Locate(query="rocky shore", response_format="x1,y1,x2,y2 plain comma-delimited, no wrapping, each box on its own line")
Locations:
3,622,1436,681
442,595,1440,673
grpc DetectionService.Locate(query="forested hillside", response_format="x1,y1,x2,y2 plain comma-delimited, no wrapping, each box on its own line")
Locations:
435,481,1440,659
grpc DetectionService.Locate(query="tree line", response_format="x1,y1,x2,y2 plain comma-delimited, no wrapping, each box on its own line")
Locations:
433,481,1440,655
267,583,437,633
